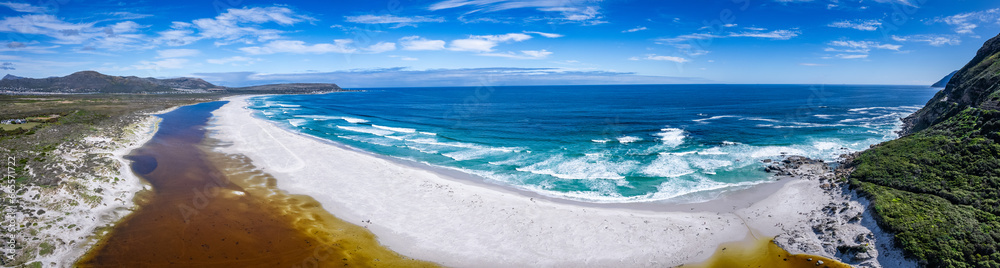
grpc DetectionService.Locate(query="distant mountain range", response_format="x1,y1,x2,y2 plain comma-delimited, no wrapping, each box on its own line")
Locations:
0,71,343,94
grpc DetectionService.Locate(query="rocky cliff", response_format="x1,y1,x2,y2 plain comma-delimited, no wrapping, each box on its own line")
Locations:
900,33,1000,135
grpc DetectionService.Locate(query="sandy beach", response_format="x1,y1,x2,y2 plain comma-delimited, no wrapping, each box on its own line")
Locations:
207,95,887,267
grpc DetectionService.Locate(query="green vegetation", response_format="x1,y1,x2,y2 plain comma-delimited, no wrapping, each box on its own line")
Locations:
849,108,1000,267
0,122,39,131
37,243,53,256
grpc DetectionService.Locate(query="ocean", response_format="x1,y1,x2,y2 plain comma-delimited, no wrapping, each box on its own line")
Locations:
245,85,937,203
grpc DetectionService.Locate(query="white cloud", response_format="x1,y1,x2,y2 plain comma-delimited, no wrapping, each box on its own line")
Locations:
827,40,901,52
0,41,58,53
835,54,868,59
206,56,260,65
156,6,312,46
824,40,900,59
622,26,647,33
157,48,200,58
240,39,357,55
644,54,689,63
365,41,396,53
399,36,446,51
388,55,418,61
524,31,564,38
429,0,606,25
728,29,799,40
344,14,445,28
0,2,47,13
481,49,552,59
133,58,188,70
892,34,961,46
933,8,1000,35
449,33,532,52
827,19,881,31
0,14,151,50
659,28,799,43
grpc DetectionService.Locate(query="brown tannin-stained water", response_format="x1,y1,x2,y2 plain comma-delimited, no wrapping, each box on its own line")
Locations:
78,101,436,267
683,231,853,268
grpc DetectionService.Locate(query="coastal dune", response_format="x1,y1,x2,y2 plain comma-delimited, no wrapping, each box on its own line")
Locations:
207,95,864,267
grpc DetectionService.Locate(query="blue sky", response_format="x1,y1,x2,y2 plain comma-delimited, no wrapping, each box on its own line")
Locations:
0,0,998,87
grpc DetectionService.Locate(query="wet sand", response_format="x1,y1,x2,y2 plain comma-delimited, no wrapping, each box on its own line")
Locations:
77,101,434,267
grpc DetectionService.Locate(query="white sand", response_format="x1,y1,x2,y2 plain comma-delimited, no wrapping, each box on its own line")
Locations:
207,95,851,267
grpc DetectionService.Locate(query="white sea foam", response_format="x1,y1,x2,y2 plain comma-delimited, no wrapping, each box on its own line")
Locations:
692,115,738,123
748,146,807,158
373,124,417,133
517,154,636,180
655,128,686,147
297,115,370,124
641,155,695,178
741,117,780,123
592,139,612,143
698,147,728,155
617,136,643,144
288,118,307,127
813,114,835,119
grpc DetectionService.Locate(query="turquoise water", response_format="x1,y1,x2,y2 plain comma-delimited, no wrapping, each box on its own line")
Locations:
246,85,937,203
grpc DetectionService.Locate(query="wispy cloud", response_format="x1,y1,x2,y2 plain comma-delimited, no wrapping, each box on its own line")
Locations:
449,33,532,52
931,8,1000,35
429,0,607,25
133,58,189,70
728,29,799,40
157,48,200,58
0,1,47,13
343,14,445,28
523,31,563,38
399,36,446,51
827,19,881,31
480,49,552,59
823,40,901,59
892,34,961,46
631,54,689,63
206,56,260,65
622,26,647,33
155,6,313,46
239,40,357,55
0,14,150,50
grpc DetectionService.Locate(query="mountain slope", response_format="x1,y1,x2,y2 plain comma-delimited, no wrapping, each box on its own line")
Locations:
0,71,343,94
901,33,1000,135
931,70,958,88
847,32,1000,267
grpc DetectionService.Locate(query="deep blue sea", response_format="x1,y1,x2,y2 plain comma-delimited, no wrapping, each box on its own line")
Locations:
246,85,938,203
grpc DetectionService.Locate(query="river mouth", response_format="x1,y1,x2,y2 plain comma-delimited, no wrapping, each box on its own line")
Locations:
77,101,434,267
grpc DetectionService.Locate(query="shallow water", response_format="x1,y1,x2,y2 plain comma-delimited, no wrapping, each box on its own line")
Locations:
78,101,434,267
685,232,852,268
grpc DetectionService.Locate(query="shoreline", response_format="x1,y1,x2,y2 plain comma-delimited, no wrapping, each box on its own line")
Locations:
208,95,893,267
